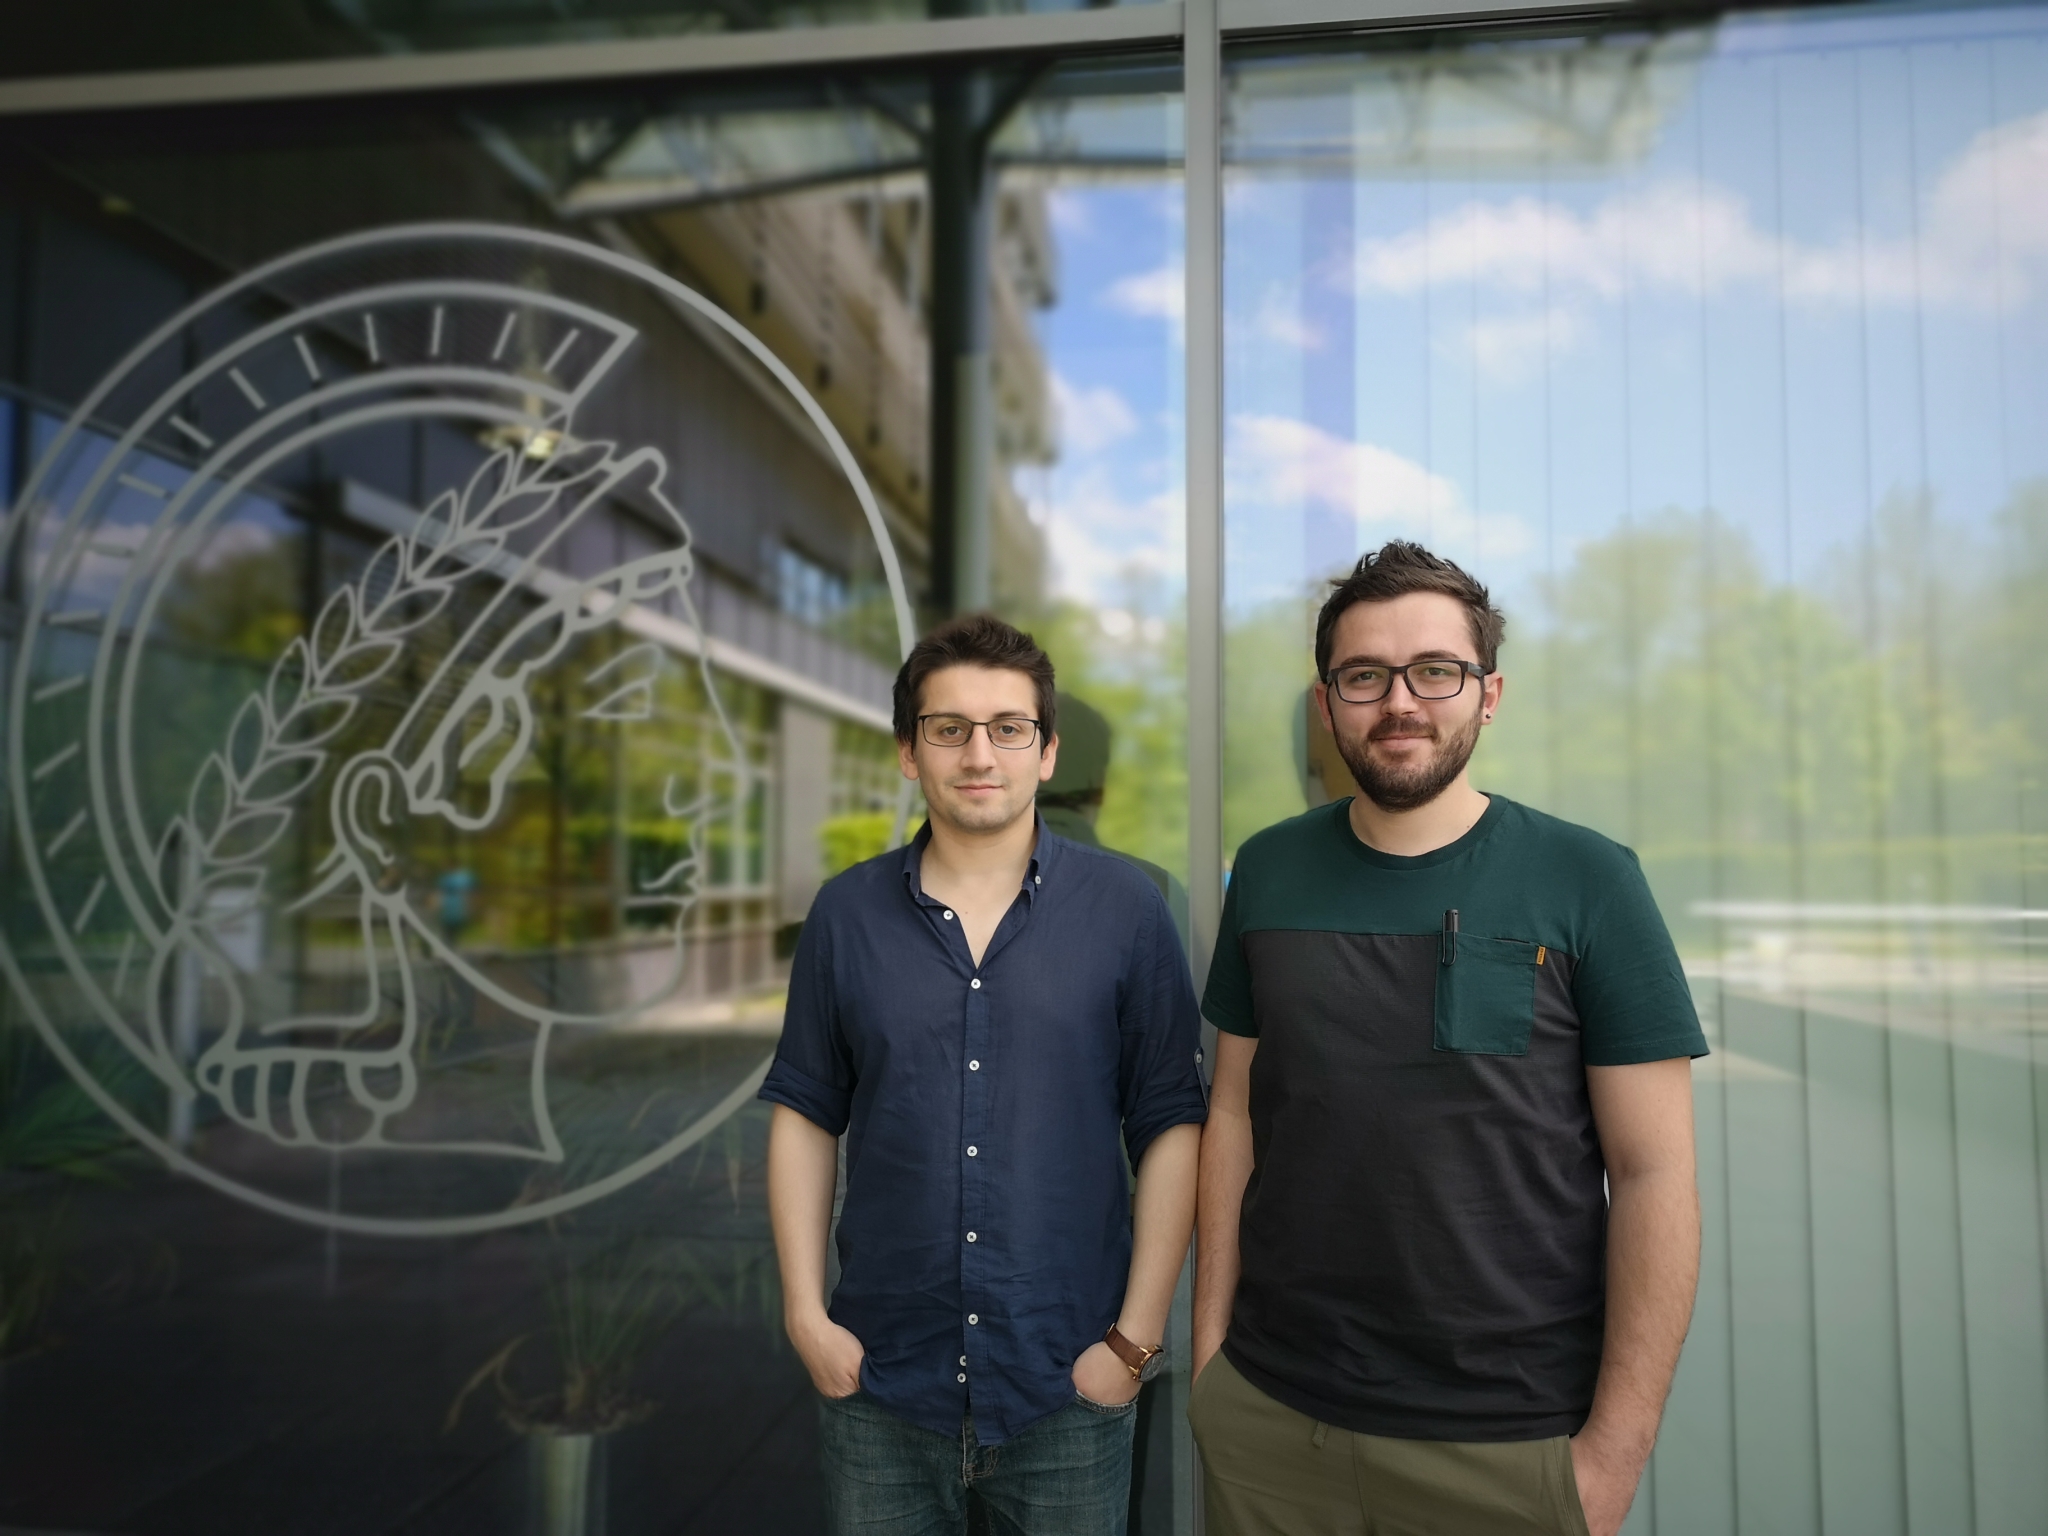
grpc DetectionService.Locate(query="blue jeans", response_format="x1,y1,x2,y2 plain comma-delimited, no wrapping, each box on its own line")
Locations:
818,1388,1137,1536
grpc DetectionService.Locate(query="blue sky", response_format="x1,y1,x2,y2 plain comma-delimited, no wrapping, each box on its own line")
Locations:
1015,177,1186,630
1218,7,2048,624
1008,7,2048,643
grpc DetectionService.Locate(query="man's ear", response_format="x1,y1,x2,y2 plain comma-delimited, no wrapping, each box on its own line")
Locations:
1483,670,1505,722
1037,731,1060,786
333,755,408,873
896,734,921,783
1312,679,1337,734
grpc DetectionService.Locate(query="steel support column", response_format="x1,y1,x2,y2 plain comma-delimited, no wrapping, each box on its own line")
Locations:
927,63,996,619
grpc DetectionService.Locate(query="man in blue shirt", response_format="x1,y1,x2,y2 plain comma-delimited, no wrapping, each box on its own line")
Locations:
763,614,1207,1536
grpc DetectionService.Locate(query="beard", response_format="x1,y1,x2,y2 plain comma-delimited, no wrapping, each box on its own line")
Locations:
1335,704,1484,813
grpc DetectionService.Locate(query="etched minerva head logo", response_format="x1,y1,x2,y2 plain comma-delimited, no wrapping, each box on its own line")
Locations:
1,224,911,1235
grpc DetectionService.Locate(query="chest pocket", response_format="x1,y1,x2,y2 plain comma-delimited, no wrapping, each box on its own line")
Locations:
1433,936,1540,1056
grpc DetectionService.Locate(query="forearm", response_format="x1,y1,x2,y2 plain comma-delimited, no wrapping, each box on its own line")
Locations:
1193,1102,1252,1369
1582,1165,1700,1462
1118,1123,1200,1344
766,1103,840,1330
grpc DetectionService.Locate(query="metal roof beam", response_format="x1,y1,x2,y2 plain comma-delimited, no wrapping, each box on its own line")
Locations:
0,0,1655,117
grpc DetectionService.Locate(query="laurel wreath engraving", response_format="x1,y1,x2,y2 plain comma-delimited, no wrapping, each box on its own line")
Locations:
155,440,623,930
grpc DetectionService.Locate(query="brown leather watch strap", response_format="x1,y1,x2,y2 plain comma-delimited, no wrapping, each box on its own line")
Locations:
1104,1323,1163,1380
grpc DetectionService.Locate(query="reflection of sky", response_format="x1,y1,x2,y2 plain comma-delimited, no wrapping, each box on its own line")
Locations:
1018,178,1185,618
22,412,291,615
1223,6,2048,622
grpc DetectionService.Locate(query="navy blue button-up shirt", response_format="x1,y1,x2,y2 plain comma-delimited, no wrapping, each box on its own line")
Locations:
760,818,1208,1445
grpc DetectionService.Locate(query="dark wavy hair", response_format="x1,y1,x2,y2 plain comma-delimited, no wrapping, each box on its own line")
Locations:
892,613,1058,749
1314,541,1506,678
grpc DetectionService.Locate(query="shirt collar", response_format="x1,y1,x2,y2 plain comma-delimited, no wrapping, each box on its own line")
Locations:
901,811,1056,906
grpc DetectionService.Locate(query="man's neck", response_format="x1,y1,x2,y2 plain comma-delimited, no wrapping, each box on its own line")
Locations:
920,802,1039,895
1346,779,1491,858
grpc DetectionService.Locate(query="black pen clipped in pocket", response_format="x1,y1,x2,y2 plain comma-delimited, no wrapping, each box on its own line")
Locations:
1440,908,1459,966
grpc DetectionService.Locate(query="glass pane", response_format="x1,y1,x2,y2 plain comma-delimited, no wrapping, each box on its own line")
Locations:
1224,5,2048,1532
996,56,1191,1531
6,0,1169,81
0,51,1186,1533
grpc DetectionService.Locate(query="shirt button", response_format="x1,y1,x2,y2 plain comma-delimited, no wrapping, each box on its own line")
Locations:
966,1231,978,1243
969,1059,981,1071
943,910,954,920
968,1314,979,1325
960,1355,968,1366
1034,875,1041,884
958,1373,968,1383
967,1146,978,1157
970,978,982,990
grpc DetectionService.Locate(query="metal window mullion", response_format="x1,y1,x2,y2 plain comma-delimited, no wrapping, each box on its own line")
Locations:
1185,0,1225,988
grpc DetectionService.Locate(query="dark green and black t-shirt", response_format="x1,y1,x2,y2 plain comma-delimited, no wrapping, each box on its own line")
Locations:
1203,794,1707,1443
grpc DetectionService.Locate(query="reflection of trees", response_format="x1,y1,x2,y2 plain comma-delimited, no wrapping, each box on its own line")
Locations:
158,527,308,663
1029,597,1188,880
1225,485,2048,956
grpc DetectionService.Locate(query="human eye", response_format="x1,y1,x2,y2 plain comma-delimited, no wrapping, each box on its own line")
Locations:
929,717,970,744
989,719,1030,745
1342,665,1386,687
1416,662,1460,681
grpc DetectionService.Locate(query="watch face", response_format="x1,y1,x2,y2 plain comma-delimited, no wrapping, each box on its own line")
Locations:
1138,1348,1167,1383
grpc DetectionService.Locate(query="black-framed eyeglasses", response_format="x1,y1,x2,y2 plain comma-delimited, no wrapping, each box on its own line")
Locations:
1325,659,1489,705
918,714,1043,750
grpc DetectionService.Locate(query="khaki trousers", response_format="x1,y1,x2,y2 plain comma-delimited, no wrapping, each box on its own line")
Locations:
1188,1352,1591,1536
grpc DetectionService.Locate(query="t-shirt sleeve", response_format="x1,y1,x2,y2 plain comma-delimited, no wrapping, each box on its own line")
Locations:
1115,883,1209,1168
1201,868,1258,1038
1574,848,1710,1066
758,906,855,1133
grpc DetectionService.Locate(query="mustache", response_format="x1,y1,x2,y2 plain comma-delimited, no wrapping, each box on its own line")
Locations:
1367,716,1438,743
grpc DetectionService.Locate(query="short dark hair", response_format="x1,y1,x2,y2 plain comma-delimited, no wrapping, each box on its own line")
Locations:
892,614,1058,748
1315,541,1506,678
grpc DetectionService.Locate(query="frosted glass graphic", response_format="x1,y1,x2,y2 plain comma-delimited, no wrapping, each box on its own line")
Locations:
1,224,911,1235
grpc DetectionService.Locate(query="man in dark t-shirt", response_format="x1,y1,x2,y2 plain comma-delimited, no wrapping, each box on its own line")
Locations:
1190,542,1706,1536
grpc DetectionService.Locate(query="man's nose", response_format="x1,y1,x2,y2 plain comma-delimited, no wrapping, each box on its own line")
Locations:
960,724,1001,768
1378,672,1424,710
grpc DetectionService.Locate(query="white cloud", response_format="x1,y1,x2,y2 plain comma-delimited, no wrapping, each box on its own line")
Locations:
1052,373,1140,456
1029,466,1182,607
1105,262,1184,328
1249,285,1325,351
1046,189,1093,238
1463,305,1583,385
170,517,282,574
1348,108,2048,314
1227,413,1531,558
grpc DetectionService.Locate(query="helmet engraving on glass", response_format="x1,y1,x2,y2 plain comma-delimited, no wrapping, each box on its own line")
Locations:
1,224,912,1235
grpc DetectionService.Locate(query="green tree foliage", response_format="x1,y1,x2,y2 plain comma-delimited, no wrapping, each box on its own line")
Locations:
1225,488,2048,957
1024,596,1189,880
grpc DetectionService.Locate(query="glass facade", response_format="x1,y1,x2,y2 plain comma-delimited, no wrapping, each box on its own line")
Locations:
0,2,2044,1534
0,56,1186,1534
1224,7,2048,1533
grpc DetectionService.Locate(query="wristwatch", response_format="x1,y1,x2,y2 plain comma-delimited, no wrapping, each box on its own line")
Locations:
1104,1324,1167,1383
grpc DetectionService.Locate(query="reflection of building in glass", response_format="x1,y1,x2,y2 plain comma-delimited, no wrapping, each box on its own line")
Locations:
1,105,1060,1018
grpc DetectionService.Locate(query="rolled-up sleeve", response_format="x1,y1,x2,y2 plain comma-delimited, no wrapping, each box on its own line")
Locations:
759,911,854,1134
1115,883,1209,1167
